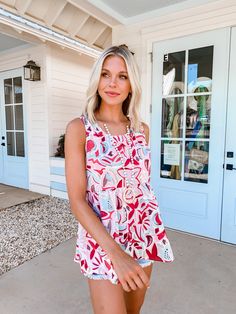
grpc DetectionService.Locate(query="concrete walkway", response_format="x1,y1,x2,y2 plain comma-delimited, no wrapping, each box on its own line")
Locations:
0,184,43,210
0,230,235,314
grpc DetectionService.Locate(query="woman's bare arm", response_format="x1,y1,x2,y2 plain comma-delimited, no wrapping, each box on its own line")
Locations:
65,118,150,291
142,122,150,145
65,118,122,256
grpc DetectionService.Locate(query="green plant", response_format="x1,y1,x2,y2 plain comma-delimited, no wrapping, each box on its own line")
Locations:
55,134,65,158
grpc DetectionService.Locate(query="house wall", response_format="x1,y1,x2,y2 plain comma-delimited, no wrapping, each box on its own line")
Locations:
0,44,50,194
46,45,94,157
112,0,236,125
0,43,94,195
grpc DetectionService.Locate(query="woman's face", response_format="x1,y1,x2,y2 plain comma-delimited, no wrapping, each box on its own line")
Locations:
98,55,131,107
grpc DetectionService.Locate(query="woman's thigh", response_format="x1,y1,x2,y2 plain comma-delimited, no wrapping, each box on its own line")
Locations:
88,278,127,314
123,264,153,314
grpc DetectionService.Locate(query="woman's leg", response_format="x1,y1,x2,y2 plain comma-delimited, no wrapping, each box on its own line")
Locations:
123,264,153,314
88,278,127,314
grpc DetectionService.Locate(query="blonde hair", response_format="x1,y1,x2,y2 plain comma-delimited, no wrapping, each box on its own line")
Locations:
84,45,142,131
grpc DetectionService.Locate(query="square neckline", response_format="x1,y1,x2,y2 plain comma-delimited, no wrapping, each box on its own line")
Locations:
94,120,132,137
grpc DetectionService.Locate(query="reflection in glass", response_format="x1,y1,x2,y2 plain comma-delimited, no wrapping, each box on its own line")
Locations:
187,46,213,93
160,140,182,180
184,141,209,183
4,79,13,104
162,97,184,138
163,51,185,96
5,106,14,130
15,105,24,130
16,132,25,157
186,95,211,138
7,132,15,156
13,77,23,103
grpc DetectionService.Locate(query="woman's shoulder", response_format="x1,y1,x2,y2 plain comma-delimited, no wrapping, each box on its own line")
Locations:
139,121,150,145
140,121,149,132
66,115,86,138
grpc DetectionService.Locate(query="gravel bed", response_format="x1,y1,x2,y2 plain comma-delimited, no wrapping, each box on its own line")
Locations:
0,196,77,276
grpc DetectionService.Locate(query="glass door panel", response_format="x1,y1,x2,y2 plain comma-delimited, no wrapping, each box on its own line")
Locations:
161,97,184,138
187,46,213,93
160,46,213,183
163,51,185,96
4,77,25,158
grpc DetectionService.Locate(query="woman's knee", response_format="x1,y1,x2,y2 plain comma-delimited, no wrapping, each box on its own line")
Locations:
88,279,127,314
126,301,144,314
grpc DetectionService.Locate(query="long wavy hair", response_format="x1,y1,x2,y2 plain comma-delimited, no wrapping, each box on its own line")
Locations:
83,45,142,131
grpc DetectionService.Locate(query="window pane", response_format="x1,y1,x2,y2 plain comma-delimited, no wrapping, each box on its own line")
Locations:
15,105,24,130
187,46,213,93
160,140,182,180
186,95,211,139
163,51,185,96
184,141,209,183
6,132,15,156
162,97,184,138
4,78,13,104
13,77,23,103
5,106,14,130
16,132,25,157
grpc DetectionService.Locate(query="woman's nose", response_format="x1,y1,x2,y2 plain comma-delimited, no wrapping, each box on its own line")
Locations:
108,76,117,87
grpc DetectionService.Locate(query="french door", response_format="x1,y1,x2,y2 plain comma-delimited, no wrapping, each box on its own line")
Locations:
151,28,230,240
0,69,28,188
221,27,236,244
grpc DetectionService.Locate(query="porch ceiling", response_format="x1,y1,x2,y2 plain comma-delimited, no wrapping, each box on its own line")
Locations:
87,0,217,24
0,32,27,51
0,0,119,53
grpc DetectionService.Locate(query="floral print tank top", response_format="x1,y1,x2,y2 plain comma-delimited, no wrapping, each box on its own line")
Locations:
74,114,174,284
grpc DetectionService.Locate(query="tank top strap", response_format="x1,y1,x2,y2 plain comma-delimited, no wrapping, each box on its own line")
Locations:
139,122,145,134
79,113,91,131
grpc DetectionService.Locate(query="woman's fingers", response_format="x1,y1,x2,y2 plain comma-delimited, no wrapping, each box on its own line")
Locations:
111,252,151,291
138,268,150,288
133,274,145,289
120,279,131,292
121,267,149,291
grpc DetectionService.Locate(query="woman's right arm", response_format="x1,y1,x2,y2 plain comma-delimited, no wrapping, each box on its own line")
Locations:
65,118,150,291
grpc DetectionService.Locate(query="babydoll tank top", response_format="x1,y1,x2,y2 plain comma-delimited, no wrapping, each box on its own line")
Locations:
74,114,174,284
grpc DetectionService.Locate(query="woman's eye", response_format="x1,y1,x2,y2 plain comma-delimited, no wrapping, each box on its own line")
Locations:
120,75,128,80
101,72,109,77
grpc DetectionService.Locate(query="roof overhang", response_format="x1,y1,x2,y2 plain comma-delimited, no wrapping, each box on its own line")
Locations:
0,0,120,57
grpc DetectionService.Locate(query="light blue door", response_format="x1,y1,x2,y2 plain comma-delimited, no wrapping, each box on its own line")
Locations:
151,28,230,240
221,27,236,244
0,69,28,188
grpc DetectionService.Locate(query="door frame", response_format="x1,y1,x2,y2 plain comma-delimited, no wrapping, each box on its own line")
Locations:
150,27,230,240
0,67,29,188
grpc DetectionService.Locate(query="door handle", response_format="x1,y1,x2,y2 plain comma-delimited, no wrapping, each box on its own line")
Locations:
226,164,236,170
1,143,5,146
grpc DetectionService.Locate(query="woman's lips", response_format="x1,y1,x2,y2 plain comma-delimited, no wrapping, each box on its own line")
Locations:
105,92,120,97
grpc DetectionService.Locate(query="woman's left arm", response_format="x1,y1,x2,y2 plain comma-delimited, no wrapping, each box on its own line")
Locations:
142,122,150,145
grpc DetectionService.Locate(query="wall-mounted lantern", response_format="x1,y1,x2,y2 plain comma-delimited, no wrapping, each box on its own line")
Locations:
23,60,41,81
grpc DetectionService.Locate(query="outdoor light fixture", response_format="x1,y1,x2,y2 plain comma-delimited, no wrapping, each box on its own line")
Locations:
23,60,41,81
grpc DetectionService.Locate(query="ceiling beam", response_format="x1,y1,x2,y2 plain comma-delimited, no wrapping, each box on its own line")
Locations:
15,0,32,15
68,0,120,27
87,23,107,45
67,11,90,37
44,0,67,27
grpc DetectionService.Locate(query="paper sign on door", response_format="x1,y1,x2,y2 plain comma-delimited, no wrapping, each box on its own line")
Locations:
164,143,180,166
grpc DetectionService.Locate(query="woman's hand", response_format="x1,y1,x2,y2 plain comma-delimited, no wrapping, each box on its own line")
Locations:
109,250,150,292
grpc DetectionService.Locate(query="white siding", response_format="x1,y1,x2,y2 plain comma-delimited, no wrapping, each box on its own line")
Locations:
0,43,94,195
112,0,236,124
0,44,50,194
47,46,94,156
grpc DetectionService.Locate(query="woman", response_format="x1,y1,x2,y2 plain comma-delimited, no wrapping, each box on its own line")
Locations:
65,45,174,314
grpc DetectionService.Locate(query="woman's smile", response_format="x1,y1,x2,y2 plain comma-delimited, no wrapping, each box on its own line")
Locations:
105,91,120,97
